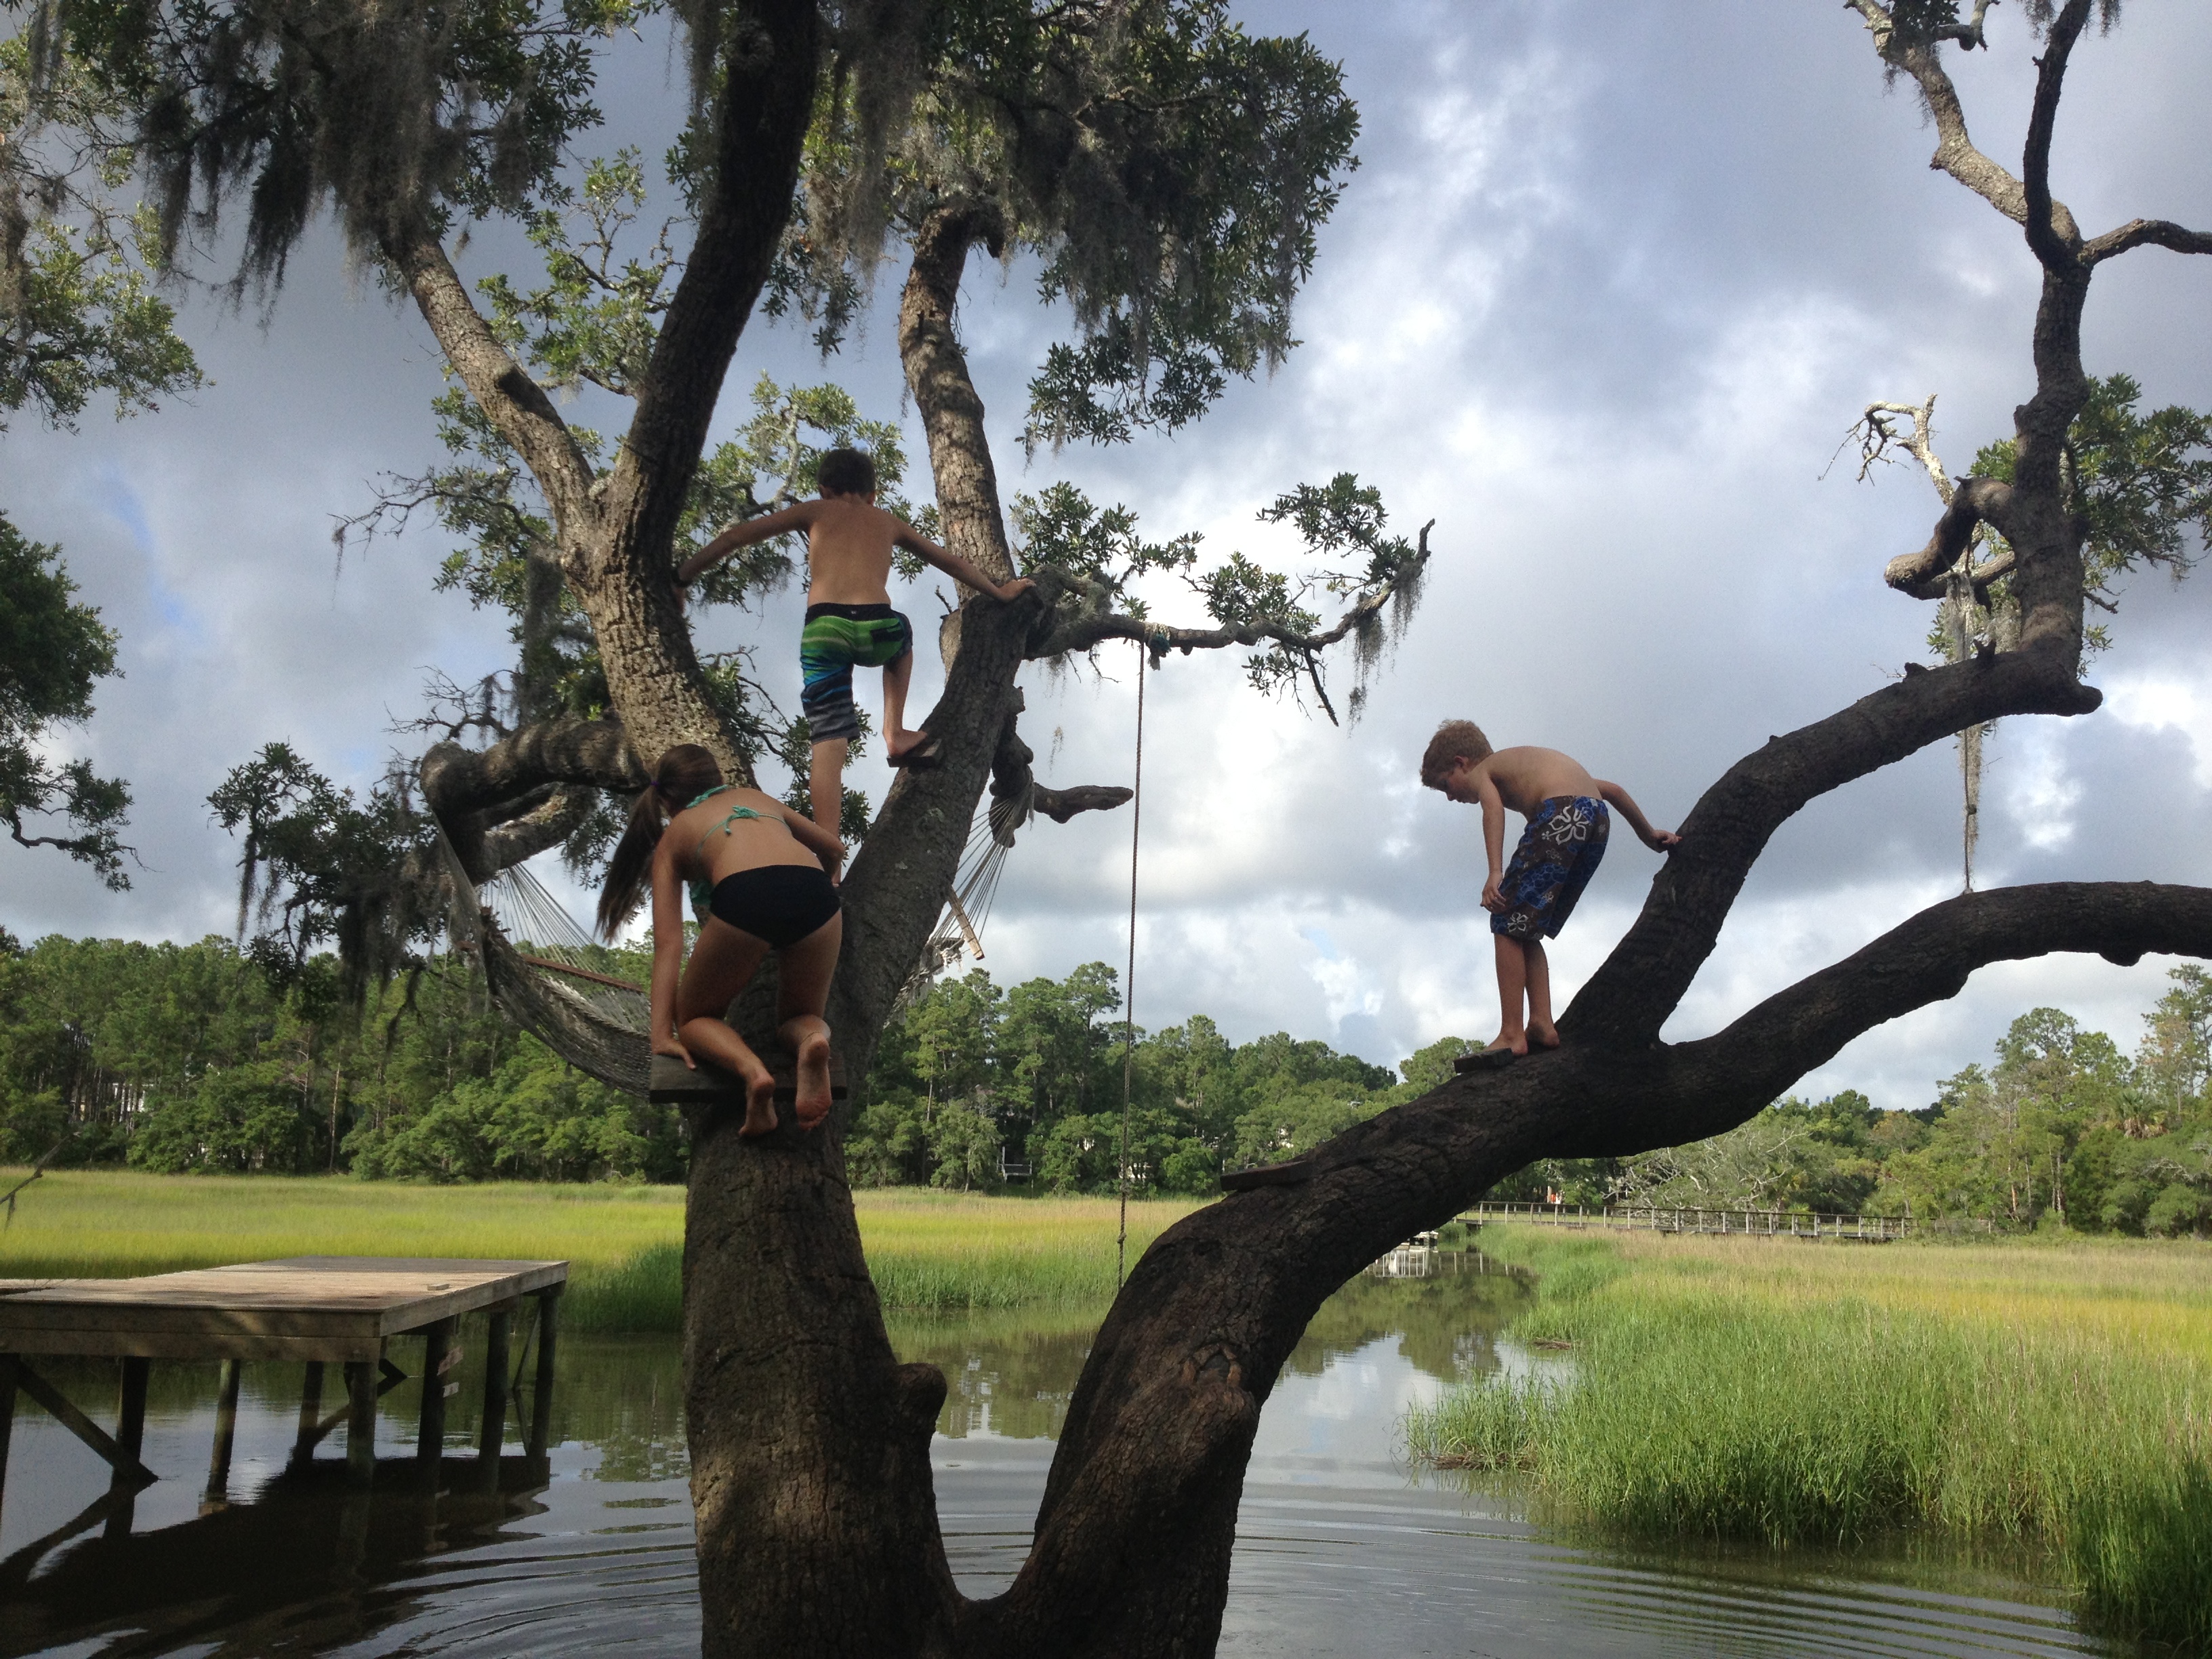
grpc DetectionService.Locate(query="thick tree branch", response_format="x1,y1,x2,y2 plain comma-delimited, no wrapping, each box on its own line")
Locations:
477,782,598,874
2084,218,2212,264
387,232,598,529
598,0,821,586
899,202,1018,593
1883,476,2018,598
1847,1,2072,239
1558,649,2098,1050
2022,0,2093,274
1669,882,2212,1134
418,718,642,881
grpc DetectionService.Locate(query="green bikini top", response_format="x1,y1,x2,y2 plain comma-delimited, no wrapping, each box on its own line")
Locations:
682,785,779,918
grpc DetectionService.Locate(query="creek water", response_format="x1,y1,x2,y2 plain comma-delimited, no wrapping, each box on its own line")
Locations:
0,1248,2142,1658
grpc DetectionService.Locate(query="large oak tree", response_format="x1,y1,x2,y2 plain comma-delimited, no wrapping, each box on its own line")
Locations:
37,0,2212,1651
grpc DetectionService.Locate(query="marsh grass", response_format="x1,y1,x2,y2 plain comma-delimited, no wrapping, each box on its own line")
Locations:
1407,1224,2212,1649
0,1170,1199,1332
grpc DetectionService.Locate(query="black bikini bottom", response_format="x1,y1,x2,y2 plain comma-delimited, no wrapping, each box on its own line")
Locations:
706,865,841,949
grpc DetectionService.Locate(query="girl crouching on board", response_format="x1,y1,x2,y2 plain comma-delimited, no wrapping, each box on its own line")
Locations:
597,743,845,1135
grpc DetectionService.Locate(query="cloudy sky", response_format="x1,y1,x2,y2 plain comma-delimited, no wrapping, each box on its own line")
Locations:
3,1,2208,1111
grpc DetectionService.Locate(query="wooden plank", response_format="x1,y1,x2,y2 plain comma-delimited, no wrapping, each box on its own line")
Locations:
649,1050,849,1105
0,1328,385,1362
0,1258,569,1349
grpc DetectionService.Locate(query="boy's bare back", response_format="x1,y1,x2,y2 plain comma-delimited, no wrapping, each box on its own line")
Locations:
797,497,921,607
1462,746,1601,816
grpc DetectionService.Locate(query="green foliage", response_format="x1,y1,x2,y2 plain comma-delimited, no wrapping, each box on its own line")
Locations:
60,0,647,285
1937,374,2211,661
0,933,682,1181
773,1,1359,451
851,964,1397,1197
0,514,131,884
207,741,443,998
1017,472,1425,716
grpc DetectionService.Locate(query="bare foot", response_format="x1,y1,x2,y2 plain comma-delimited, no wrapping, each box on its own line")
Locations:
1486,1030,1530,1057
737,1068,779,1139
1528,1022,1561,1050
793,1031,834,1130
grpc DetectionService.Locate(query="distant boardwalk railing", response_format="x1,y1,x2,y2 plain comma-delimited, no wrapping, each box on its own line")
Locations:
1459,1201,1990,1243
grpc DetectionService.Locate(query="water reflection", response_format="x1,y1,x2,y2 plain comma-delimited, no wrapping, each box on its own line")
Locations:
0,1252,2143,1658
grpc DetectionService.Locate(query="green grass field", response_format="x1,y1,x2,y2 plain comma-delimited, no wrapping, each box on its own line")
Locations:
1406,1225,2212,1650
0,1170,1202,1331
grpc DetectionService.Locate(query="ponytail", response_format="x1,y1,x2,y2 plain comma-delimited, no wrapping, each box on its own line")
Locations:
596,743,724,939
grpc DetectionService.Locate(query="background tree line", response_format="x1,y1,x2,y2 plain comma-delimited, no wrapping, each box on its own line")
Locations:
5,917,2205,1233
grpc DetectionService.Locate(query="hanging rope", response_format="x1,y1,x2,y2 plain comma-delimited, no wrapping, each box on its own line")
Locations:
1117,637,1149,1287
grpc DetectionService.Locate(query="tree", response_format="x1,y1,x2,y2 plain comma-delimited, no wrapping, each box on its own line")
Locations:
50,2,2212,1653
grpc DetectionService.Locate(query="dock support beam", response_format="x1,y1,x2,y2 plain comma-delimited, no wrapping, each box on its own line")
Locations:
203,1357,241,1511
293,1361,325,1468
418,1317,455,1473
477,1309,511,1480
527,1286,560,1459
105,1357,149,1538
345,1359,377,1488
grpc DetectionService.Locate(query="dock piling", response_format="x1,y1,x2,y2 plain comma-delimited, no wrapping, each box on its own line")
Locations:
478,1309,511,1479
345,1359,377,1488
418,1317,455,1472
293,1360,325,1468
203,1357,241,1510
527,1286,560,1459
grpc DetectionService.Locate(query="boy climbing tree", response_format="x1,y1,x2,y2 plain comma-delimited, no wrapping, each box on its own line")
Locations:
678,447,1034,852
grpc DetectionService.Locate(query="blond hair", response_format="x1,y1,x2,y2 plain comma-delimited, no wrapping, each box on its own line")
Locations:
1419,720,1493,787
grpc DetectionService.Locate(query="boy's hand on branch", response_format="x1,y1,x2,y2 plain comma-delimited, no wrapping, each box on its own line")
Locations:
1643,828,1681,852
996,577,1036,602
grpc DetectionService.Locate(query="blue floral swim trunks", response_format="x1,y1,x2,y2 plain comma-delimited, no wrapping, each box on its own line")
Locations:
1491,796,1610,940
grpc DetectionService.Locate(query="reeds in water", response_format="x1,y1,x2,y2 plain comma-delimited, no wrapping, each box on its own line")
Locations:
1406,1226,2212,1649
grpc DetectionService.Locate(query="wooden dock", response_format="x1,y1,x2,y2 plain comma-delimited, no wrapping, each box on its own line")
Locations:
0,1256,567,1530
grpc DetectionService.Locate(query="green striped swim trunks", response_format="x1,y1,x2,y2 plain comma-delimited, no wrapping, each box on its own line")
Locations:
800,602,914,742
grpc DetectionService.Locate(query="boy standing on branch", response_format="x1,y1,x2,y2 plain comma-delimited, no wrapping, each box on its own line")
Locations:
678,448,1034,855
1420,720,1679,1061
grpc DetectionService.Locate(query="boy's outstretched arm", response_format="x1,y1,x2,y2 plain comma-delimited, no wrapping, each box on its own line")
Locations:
1479,773,1510,912
676,502,816,586
896,521,1035,604
1597,779,1681,851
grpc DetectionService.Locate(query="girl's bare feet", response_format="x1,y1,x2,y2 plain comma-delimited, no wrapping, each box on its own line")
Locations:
737,1067,779,1138
793,1031,834,1129
1528,1021,1561,1050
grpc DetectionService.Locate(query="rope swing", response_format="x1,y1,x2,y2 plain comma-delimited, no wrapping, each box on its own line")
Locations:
1117,636,1149,1288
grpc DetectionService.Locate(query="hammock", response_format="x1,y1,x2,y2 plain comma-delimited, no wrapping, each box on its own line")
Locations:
438,787,1034,1092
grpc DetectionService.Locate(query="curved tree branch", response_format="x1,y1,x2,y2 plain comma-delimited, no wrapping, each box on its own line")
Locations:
1558,647,2099,1050
1665,882,2212,1139
419,718,642,881
2022,0,2093,274
2084,218,2212,264
1883,476,2018,598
